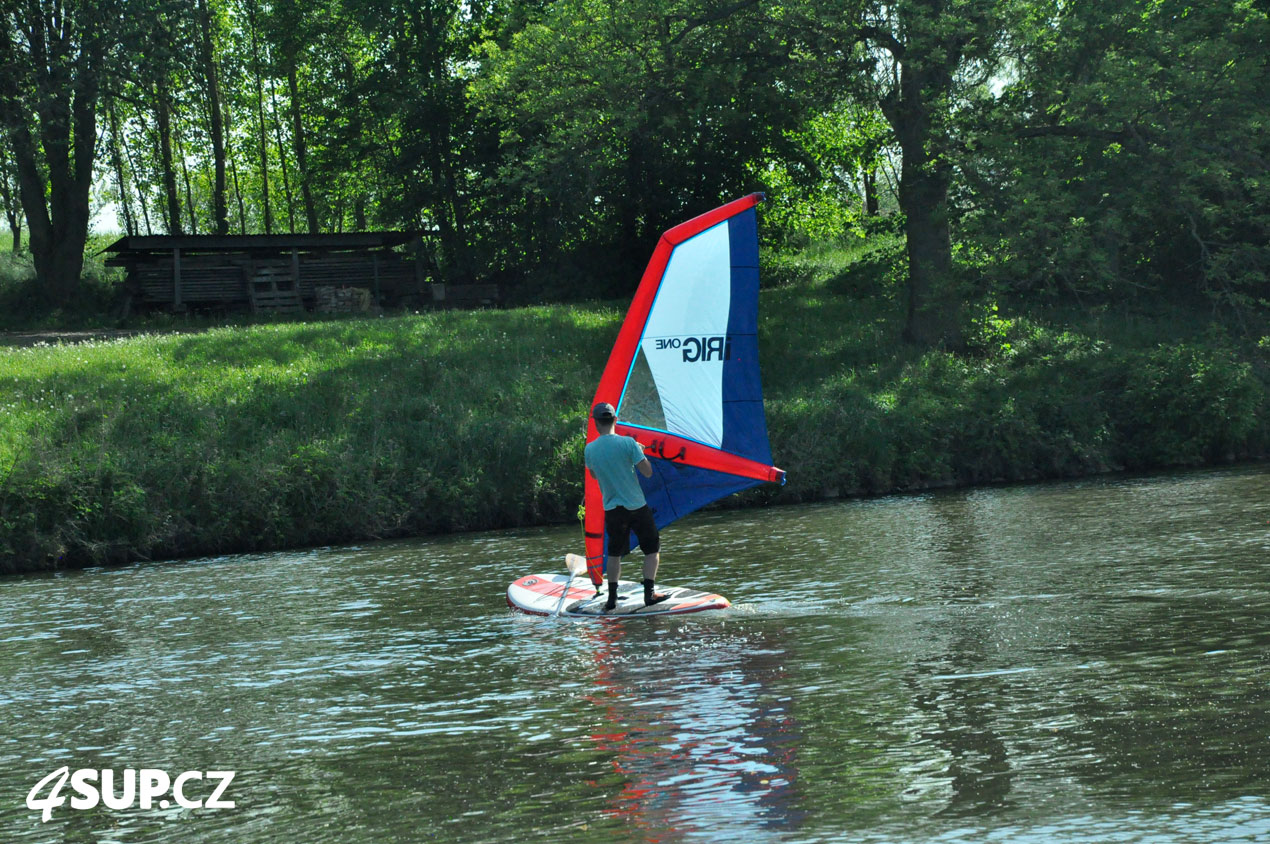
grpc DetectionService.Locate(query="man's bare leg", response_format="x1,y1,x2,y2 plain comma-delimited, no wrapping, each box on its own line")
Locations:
642,552,668,605
642,552,659,582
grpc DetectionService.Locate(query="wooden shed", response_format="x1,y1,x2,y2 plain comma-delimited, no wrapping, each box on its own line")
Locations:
104,232,428,314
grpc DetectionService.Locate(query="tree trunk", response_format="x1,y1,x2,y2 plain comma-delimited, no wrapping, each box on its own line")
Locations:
876,11,963,349
426,127,468,283
107,100,136,237
287,65,319,233
222,100,248,234
332,195,344,233
247,0,272,234
0,157,21,250
176,127,199,234
197,0,229,235
899,155,956,347
1,197,20,252
230,142,247,234
863,165,879,216
155,79,183,235
121,113,153,235
47,72,96,303
0,13,101,304
8,120,52,268
268,78,296,233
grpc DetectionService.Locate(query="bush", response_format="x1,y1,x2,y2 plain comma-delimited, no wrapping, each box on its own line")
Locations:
1107,344,1264,468
0,248,125,331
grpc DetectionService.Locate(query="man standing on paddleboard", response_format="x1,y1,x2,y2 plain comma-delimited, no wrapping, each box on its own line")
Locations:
584,402,670,611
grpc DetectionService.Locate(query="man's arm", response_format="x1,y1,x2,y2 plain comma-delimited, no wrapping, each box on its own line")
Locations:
630,438,653,478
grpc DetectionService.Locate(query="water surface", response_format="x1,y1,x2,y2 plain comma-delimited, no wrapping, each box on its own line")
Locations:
3,465,1269,842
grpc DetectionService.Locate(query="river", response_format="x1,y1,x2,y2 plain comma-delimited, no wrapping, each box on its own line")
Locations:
3,465,1269,842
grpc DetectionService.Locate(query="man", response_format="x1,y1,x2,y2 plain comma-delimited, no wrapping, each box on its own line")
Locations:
584,402,669,611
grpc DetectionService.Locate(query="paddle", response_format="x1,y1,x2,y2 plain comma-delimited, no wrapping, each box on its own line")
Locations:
552,553,590,617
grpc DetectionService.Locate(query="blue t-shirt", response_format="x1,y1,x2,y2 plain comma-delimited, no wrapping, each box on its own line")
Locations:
585,434,648,510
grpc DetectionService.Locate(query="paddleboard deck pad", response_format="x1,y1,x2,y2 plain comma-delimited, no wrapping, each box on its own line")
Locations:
507,573,730,617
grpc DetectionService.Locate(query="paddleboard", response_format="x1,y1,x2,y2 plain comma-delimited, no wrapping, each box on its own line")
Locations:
507,573,730,618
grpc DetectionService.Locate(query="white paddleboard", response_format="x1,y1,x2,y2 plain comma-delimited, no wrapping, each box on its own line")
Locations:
506,572,730,618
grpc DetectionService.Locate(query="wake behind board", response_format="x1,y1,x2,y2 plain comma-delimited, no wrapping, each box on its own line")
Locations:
507,573,730,618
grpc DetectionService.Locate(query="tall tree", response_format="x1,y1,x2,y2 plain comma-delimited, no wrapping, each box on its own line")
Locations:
175,124,199,234
197,0,229,235
245,0,273,233
267,76,296,232
285,63,318,233
0,134,21,250
121,105,155,235
342,0,492,281
105,97,136,237
154,73,183,234
0,0,118,302
268,0,318,232
789,0,1026,348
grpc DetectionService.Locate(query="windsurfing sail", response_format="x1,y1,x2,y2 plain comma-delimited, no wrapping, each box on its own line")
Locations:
583,193,785,585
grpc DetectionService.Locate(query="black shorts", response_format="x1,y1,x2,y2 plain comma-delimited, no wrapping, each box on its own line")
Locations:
604,505,660,557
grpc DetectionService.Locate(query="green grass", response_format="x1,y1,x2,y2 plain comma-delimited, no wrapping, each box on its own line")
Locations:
0,306,617,570
754,237,1269,499
2,235,1268,572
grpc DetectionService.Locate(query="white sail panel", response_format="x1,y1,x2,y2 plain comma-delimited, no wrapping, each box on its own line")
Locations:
632,221,732,447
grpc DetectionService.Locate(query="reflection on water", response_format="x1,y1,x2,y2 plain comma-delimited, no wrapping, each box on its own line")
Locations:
578,620,802,838
1,464,1269,842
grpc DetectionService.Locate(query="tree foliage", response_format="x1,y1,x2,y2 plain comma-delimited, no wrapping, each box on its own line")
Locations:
474,0,814,296
961,0,1270,311
0,0,1265,336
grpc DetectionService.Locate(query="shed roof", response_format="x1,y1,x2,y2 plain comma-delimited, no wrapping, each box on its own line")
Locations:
104,232,416,256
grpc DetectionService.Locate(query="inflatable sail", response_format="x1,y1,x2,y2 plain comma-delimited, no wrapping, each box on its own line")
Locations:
583,194,785,585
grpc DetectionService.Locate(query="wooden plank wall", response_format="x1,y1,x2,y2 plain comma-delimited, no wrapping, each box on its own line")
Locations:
125,252,418,309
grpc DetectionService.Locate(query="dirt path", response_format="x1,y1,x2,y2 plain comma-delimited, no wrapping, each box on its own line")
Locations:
0,328,206,347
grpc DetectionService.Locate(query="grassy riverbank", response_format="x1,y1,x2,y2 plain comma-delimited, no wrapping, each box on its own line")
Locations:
3,237,1268,573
